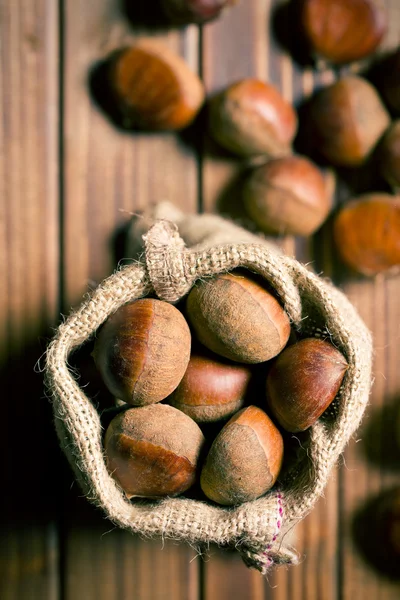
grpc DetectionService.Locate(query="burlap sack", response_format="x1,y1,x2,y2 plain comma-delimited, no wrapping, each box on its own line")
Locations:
45,203,373,574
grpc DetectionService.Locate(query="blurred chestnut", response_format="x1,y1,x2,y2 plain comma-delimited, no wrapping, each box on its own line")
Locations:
266,338,348,432
243,155,332,236
186,270,291,363
208,78,298,157
377,488,400,565
300,0,387,65
379,121,400,189
167,347,252,422
105,404,204,498
107,39,205,130
308,76,390,167
161,0,236,24
334,193,400,275
200,406,284,505
93,298,191,405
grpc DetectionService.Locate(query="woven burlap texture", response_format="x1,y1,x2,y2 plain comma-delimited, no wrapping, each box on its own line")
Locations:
45,203,373,575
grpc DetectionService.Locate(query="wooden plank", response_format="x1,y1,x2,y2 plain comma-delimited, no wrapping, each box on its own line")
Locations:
201,2,271,595
201,1,339,598
0,0,60,599
61,1,200,599
338,1,400,597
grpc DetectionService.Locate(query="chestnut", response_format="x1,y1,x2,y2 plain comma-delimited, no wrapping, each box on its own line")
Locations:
308,76,390,167
299,0,387,65
378,121,400,189
243,155,332,236
374,488,400,567
107,39,205,131
167,347,252,422
208,78,298,157
93,298,191,405
105,404,205,498
266,338,348,432
161,0,236,24
333,193,400,275
186,270,291,364
200,406,284,505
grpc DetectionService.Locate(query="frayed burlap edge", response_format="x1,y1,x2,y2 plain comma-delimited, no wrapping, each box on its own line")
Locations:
45,207,372,575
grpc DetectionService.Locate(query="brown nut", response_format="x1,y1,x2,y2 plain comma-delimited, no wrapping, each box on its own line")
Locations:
379,121,400,189
243,155,332,236
266,338,348,432
161,0,236,24
167,348,252,422
300,0,387,65
104,404,205,498
93,298,191,405
333,193,400,275
186,270,291,364
208,78,298,157
200,406,283,505
308,76,390,167
108,39,205,130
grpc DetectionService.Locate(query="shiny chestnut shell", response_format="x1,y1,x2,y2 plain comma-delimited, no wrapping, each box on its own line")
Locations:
308,76,390,167
93,298,191,405
244,155,332,236
334,193,400,275
186,270,291,363
167,348,252,422
208,78,298,157
105,404,204,498
108,39,205,131
200,406,284,505
300,0,387,65
266,338,348,432
161,0,235,24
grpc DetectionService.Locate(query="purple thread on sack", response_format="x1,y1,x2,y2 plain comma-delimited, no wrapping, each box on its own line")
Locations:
265,492,283,553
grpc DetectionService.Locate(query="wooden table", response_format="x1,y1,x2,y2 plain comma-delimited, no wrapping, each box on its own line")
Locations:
1,1,400,598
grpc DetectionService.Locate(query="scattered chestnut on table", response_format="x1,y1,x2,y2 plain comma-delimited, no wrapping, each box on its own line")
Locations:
107,39,205,130
378,120,400,190
93,298,191,405
161,0,236,24
167,347,252,422
208,78,298,157
243,155,332,236
299,0,387,66
333,193,400,276
186,270,291,364
307,76,390,167
105,404,205,498
200,406,284,505
266,338,348,432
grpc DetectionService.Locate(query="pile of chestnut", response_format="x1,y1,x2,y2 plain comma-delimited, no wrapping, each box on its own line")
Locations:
97,0,400,278
94,270,348,506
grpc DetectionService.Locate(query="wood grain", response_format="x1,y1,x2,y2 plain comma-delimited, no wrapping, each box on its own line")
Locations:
201,1,338,598
2,0,400,597
61,1,200,599
0,1,60,599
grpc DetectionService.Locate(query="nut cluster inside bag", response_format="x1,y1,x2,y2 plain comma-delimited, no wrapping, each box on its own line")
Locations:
45,203,372,574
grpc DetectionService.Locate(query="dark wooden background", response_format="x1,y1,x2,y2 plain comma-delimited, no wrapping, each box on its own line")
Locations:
1,0,400,598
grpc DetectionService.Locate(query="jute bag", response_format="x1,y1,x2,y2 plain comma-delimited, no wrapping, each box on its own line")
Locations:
45,203,372,574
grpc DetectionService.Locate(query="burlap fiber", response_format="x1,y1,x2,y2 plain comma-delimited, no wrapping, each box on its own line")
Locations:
45,203,373,575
